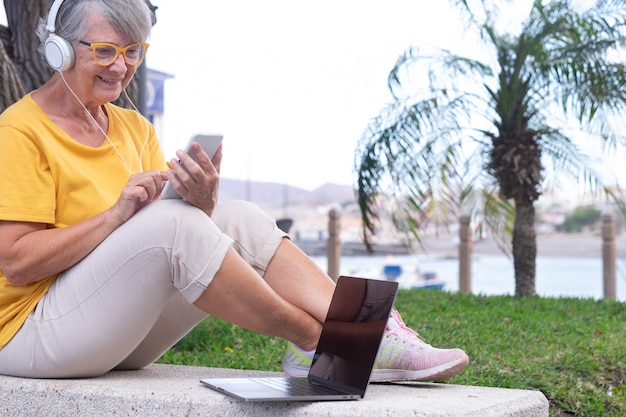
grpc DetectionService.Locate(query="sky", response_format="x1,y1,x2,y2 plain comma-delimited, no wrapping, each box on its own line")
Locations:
144,1,471,189
142,0,623,195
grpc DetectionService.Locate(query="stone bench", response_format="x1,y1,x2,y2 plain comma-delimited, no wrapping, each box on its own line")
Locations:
0,364,548,416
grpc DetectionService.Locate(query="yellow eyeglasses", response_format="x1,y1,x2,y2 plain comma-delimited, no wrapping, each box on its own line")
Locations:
78,40,150,66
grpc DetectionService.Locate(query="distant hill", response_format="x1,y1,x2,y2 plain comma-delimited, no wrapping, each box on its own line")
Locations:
219,178,355,208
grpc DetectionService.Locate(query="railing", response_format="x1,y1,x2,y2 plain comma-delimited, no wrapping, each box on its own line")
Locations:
324,210,618,300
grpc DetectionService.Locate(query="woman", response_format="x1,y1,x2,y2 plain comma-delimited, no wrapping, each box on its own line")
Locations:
0,0,468,380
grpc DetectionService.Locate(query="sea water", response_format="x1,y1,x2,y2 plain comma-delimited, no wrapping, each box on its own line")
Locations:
311,254,626,302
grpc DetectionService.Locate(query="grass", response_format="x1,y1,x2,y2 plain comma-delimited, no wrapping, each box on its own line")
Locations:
158,290,626,417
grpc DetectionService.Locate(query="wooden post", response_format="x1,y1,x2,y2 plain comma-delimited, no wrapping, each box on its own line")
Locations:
327,208,341,282
602,214,616,301
459,215,472,293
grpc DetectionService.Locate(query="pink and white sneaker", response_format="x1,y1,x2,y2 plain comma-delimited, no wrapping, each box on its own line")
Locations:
371,308,469,381
281,308,469,382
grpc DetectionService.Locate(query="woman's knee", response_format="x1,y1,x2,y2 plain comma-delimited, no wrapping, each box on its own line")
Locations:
211,200,287,270
133,200,221,242
110,200,230,277
144,200,278,242
212,200,280,237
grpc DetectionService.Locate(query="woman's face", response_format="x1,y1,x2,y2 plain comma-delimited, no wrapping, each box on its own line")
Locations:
69,11,140,107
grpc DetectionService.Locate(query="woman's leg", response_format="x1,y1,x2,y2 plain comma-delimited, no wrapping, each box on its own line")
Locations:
119,201,328,369
261,240,336,324
0,200,228,378
196,200,333,350
0,200,322,377
114,291,206,370
193,246,322,350
210,200,336,324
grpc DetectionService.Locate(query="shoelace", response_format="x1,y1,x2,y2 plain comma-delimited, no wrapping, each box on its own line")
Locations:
386,309,427,346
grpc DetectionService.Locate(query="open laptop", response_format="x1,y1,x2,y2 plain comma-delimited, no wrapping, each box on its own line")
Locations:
200,275,398,402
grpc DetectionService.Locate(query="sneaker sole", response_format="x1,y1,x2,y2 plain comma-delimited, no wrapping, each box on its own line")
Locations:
370,356,470,382
283,356,470,382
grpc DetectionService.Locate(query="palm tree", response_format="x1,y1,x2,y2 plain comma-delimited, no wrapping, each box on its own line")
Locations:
354,0,626,296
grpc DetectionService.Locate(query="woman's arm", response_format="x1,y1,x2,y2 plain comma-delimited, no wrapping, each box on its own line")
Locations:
0,170,168,286
0,214,119,286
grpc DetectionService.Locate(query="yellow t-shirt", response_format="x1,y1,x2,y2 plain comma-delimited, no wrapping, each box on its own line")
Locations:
0,93,167,349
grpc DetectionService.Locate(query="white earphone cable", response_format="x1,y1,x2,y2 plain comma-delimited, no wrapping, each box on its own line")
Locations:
122,88,151,173
59,71,150,174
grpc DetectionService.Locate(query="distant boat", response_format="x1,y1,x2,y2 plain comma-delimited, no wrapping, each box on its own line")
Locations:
382,264,445,290
346,262,445,290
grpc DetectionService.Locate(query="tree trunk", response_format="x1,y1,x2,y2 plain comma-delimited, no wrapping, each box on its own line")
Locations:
0,25,25,111
5,0,52,92
512,201,537,296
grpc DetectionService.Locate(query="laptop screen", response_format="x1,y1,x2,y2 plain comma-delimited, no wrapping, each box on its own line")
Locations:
308,276,398,394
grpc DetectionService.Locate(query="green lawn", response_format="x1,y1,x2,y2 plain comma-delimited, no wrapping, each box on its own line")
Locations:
158,290,626,417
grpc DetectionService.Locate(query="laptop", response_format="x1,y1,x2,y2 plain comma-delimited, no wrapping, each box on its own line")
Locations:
200,275,398,402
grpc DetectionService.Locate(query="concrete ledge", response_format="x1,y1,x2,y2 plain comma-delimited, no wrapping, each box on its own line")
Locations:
0,364,548,416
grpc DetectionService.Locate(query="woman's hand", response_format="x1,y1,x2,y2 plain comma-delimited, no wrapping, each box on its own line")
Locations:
108,170,169,225
166,141,222,216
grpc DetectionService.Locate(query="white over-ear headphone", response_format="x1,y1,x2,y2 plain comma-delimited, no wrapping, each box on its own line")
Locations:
44,0,75,71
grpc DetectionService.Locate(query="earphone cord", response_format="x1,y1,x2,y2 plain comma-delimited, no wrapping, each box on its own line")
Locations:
59,72,150,174
122,88,151,173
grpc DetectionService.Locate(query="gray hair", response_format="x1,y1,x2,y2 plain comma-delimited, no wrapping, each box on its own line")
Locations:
38,0,153,46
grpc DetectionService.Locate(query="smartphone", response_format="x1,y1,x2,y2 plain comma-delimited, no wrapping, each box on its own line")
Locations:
161,133,223,200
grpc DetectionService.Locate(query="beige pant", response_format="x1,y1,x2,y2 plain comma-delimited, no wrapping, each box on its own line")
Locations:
0,199,286,378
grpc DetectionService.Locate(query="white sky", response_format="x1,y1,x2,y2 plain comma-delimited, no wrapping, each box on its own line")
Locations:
145,1,471,189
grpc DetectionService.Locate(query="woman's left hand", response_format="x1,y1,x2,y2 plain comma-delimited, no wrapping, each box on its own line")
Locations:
165,141,222,215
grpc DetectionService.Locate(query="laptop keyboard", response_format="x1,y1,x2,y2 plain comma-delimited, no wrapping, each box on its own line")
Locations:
251,377,343,396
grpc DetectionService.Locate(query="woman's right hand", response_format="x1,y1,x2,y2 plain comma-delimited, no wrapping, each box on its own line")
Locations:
108,170,169,225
